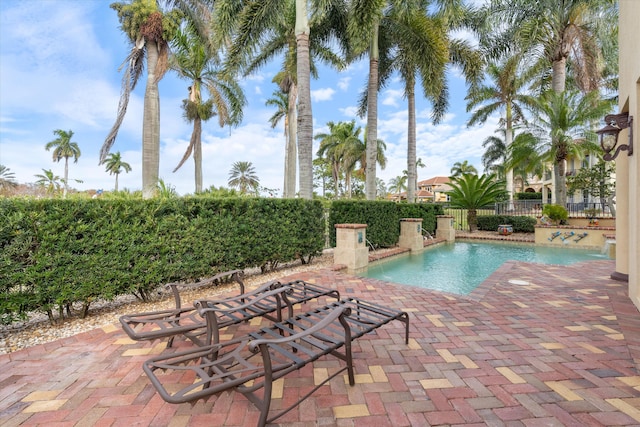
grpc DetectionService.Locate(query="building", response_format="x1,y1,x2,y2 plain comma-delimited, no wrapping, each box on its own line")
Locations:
614,0,639,310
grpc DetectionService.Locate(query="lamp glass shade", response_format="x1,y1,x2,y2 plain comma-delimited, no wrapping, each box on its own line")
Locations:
601,133,617,151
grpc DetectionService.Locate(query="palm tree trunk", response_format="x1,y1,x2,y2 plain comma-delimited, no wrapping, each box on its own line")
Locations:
115,173,119,192
552,58,566,93
554,158,567,206
505,102,514,207
142,38,160,199
296,0,313,200
365,23,380,201
407,82,416,204
193,117,203,193
285,84,298,198
63,157,69,199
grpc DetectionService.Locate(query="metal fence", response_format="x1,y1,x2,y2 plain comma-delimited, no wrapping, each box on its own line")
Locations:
445,200,614,231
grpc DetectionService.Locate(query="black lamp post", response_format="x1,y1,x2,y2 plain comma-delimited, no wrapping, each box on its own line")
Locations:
596,112,634,161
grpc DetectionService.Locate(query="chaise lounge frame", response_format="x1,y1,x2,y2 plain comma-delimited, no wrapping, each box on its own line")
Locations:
119,271,340,347
143,297,410,427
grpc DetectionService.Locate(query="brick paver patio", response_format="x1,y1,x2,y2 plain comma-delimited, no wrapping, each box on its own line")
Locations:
1,258,639,426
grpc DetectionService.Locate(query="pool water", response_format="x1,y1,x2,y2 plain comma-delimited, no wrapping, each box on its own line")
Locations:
358,241,608,295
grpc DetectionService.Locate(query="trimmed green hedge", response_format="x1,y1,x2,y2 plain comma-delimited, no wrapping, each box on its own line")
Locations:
328,201,443,248
516,192,542,200
476,215,537,233
0,197,324,325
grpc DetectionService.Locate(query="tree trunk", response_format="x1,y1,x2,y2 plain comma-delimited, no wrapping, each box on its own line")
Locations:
468,209,478,232
296,0,313,200
554,158,567,206
284,83,298,198
115,173,119,192
142,38,160,199
505,102,514,208
407,82,416,203
193,117,203,193
551,57,566,93
63,157,69,199
365,23,380,200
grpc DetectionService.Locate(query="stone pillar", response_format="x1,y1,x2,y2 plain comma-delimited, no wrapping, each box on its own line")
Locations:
334,224,369,272
398,218,424,252
436,215,455,242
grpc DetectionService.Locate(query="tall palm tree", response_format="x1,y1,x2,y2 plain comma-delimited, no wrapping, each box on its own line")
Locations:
523,89,613,206
350,0,481,201
0,165,17,191
103,152,132,192
485,0,613,94
228,161,260,194
447,173,505,232
45,129,81,199
216,0,348,200
266,88,296,198
34,169,62,197
466,55,535,203
101,0,205,199
315,121,357,198
450,160,478,177
170,24,246,194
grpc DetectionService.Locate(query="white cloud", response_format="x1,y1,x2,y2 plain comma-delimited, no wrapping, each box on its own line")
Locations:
311,88,335,102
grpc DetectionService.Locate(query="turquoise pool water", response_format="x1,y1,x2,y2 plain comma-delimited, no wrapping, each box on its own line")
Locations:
358,241,608,295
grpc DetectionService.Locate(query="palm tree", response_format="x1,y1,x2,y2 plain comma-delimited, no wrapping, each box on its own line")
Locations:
447,173,505,232
101,0,204,199
388,175,407,195
0,165,17,192
523,89,613,206
485,0,614,94
266,88,296,198
350,0,481,201
103,152,132,192
216,0,348,200
45,129,81,199
228,161,260,194
315,121,358,198
34,169,62,197
450,160,478,177
170,24,246,194
466,55,535,203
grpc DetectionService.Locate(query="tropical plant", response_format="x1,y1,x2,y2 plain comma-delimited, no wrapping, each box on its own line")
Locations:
156,178,178,198
101,0,196,199
34,169,62,196
215,0,348,200
484,0,615,94
171,23,246,194
542,204,568,225
228,161,260,194
388,175,407,195
103,152,132,192
349,0,481,201
45,129,81,199
0,165,17,192
522,89,613,206
567,159,616,215
450,160,478,177
446,173,505,232
466,55,536,202
266,89,296,198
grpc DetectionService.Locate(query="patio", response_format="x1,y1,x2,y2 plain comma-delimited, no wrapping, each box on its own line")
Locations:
1,259,639,426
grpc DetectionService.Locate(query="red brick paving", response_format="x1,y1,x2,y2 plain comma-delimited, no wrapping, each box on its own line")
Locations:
1,258,639,426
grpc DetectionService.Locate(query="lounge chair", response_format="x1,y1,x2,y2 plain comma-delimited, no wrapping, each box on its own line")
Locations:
143,296,410,427
119,272,340,347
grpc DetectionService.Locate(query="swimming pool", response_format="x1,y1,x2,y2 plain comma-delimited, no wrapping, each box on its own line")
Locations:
358,241,608,295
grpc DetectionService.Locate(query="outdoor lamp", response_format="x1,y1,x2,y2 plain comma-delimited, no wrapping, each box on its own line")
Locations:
596,112,633,161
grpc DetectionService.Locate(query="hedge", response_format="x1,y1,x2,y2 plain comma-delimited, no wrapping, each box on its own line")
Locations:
328,200,443,248
0,197,324,325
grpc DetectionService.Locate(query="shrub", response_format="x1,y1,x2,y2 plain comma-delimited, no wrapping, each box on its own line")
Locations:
477,215,537,233
542,204,568,225
515,192,542,200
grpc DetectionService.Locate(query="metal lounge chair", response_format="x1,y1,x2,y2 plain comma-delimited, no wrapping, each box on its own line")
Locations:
119,273,340,347
142,296,410,427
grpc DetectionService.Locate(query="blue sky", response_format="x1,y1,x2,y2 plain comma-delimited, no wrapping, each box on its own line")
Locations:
0,0,497,196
